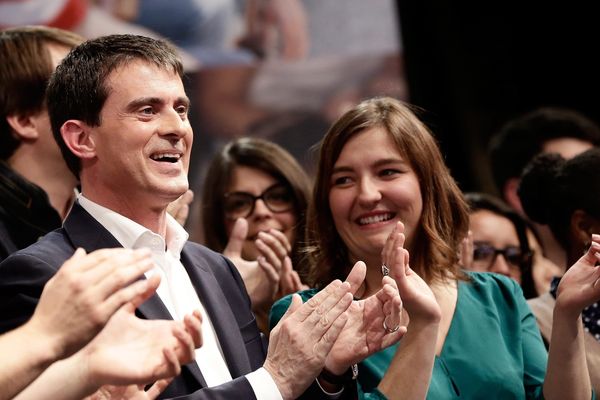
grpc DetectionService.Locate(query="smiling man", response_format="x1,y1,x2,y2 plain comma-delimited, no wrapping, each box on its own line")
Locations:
0,34,370,399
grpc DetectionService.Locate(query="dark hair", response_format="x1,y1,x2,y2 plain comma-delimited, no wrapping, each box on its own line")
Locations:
465,192,537,298
0,26,83,160
201,137,312,274
518,148,600,247
46,34,183,177
308,97,470,287
489,107,600,192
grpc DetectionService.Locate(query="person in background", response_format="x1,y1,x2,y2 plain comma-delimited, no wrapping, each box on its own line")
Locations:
272,97,598,399
0,26,83,262
462,192,537,299
202,137,309,332
489,107,600,268
519,148,600,391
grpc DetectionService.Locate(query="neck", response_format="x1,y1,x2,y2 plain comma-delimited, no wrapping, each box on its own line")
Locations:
8,150,77,219
351,253,385,298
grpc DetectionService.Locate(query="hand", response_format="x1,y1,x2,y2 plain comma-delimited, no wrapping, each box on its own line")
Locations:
555,234,600,318
323,262,406,375
224,219,280,307
28,248,159,358
256,229,306,298
84,379,172,400
459,230,473,268
81,306,202,387
264,280,352,400
381,222,441,325
167,189,194,226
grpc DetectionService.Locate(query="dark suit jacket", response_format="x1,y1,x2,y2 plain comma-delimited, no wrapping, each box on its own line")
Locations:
0,203,353,399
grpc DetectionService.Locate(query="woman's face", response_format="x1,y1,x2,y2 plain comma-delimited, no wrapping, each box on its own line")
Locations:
468,209,523,283
328,127,422,266
224,165,297,260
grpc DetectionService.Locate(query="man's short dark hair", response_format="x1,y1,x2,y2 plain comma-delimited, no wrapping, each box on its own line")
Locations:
0,26,82,160
488,107,600,192
46,34,184,177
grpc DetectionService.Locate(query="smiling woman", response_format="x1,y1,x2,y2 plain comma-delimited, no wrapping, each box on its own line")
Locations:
270,97,598,399
201,137,311,332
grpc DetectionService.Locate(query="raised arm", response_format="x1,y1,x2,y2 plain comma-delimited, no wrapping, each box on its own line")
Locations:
378,221,441,399
0,248,158,400
543,234,600,400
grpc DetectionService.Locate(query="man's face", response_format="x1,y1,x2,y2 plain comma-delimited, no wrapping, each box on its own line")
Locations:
84,60,193,207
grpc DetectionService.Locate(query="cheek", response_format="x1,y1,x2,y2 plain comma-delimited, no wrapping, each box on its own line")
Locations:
328,190,348,223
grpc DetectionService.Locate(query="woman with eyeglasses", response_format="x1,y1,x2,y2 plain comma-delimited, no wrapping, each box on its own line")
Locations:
270,97,597,399
201,137,310,333
463,192,538,299
519,148,600,391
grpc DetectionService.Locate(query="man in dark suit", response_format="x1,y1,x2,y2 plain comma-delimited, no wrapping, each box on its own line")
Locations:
0,34,405,399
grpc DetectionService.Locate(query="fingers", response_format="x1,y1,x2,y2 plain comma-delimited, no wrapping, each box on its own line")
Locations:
257,255,280,285
127,274,162,310
276,256,296,297
256,233,285,272
145,378,174,400
304,283,353,340
184,309,203,349
223,218,248,258
266,229,293,253
161,347,182,378
345,261,367,295
173,324,196,365
289,268,304,293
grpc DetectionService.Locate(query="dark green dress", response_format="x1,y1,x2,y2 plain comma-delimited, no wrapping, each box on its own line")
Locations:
270,272,549,399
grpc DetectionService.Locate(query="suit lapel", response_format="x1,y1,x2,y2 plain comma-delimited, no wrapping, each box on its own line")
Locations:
63,203,209,387
181,247,252,378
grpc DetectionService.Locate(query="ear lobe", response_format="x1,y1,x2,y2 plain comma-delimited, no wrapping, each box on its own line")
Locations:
6,114,39,140
60,120,96,159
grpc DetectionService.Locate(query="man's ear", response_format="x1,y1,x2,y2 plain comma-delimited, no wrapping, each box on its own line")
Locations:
60,120,96,159
504,178,524,214
571,209,597,246
6,114,39,141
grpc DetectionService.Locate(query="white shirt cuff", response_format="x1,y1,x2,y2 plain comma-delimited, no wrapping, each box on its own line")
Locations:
246,367,283,400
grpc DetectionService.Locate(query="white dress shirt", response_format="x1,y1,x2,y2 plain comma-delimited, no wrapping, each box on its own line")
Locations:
78,195,282,399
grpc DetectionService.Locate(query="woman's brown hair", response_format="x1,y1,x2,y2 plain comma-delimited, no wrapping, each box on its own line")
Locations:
307,97,469,287
202,137,312,275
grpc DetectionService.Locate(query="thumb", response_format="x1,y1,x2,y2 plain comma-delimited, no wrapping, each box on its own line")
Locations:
223,218,248,257
280,293,302,321
345,261,367,295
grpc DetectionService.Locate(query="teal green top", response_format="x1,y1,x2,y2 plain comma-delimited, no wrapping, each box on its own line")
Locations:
269,272,549,399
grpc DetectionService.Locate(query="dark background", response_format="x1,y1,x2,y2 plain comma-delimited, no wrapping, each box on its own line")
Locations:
397,2,600,194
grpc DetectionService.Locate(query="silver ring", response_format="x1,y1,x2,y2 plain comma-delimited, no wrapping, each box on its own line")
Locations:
381,264,390,276
383,318,400,333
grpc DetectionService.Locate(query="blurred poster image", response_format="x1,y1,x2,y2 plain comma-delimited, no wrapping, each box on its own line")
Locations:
188,0,407,187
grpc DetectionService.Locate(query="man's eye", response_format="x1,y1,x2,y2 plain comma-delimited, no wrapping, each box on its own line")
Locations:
176,106,188,114
140,107,154,115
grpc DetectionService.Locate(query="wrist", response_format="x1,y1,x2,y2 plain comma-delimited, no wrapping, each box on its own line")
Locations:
318,364,358,385
21,318,64,364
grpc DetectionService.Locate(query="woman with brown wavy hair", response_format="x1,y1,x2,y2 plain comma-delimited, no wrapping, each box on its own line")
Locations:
271,97,597,399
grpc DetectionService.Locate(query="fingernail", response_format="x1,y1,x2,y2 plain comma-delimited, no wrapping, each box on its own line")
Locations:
593,234,600,241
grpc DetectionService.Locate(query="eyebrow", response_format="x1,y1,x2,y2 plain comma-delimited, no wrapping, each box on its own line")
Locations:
125,96,191,112
331,157,407,174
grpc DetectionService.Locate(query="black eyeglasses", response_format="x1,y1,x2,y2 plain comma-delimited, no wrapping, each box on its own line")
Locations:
472,243,531,270
224,184,294,220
